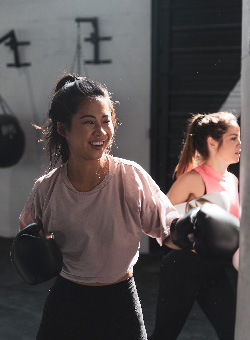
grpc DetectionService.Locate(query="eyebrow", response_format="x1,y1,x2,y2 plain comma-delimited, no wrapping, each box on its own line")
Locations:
79,114,109,119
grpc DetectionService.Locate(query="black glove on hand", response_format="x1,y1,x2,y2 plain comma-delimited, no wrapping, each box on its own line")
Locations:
170,207,200,250
10,223,63,285
193,203,239,261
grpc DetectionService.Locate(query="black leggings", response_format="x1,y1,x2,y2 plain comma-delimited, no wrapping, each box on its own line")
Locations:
37,275,147,340
149,250,237,340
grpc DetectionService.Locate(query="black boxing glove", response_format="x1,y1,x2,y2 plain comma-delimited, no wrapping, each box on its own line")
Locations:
10,223,63,285
193,203,239,261
170,207,200,249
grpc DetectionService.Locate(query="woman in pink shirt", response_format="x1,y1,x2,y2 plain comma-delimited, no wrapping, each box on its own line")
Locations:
149,112,241,340
18,73,180,340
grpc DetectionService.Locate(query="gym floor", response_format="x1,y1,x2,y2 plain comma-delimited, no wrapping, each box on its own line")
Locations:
0,237,218,340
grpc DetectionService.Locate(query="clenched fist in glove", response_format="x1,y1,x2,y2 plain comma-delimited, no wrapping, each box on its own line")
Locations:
170,207,200,250
170,203,239,261
10,223,63,285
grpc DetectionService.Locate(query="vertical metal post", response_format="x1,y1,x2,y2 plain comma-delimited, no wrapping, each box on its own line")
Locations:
235,0,250,338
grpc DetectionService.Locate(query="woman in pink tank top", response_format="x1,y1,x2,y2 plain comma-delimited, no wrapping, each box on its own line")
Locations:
149,112,241,340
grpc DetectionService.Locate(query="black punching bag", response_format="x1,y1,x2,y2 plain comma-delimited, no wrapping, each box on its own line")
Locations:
0,114,25,167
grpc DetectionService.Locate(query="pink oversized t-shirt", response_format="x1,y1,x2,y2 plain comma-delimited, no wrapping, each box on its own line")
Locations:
193,164,239,218
19,156,179,284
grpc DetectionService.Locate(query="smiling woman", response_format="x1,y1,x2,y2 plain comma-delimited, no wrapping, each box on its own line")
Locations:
41,75,117,170
56,97,115,192
17,73,180,340
57,98,114,160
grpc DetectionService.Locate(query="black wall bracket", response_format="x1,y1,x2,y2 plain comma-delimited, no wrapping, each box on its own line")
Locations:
75,17,112,64
0,30,31,67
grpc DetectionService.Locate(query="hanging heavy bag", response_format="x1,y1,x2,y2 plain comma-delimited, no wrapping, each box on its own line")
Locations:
10,223,63,285
0,114,25,167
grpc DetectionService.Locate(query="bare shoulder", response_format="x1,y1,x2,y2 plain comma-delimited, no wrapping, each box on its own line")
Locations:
175,170,204,188
167,170,205,205
184,170,204,184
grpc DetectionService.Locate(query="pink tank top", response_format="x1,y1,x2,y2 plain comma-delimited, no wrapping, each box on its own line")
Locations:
193,164,239,218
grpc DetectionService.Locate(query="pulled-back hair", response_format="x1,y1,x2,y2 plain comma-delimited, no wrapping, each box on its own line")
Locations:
174,112,238,178
38,74,117,170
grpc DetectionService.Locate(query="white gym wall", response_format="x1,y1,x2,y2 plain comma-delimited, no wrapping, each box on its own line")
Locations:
0,0,151,252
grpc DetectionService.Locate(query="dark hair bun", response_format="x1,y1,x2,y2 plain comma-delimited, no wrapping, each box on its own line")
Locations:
54,74,76,93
